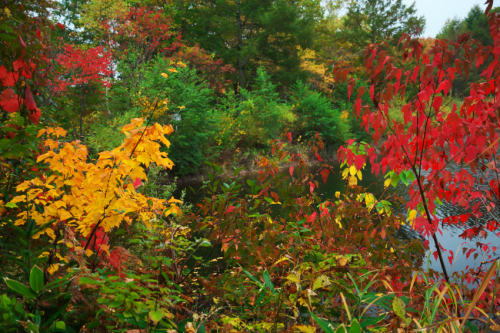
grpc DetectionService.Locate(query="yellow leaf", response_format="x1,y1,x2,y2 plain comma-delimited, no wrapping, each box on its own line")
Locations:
100,244,110,256
161,73,168,79
167,68,178,73
384,178,392,188
168,197,183,204
47,264,59,275
295,325,316,333
408,210,417,227
337,256,348,266
349,165,357,176
335,191,340,198
286,271,300,284
85,249,94,256
45,228,56,240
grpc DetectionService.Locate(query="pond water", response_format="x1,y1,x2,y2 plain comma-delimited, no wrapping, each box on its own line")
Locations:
174,161,500,278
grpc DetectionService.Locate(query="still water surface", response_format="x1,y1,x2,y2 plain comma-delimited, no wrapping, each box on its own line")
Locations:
174,161,500,276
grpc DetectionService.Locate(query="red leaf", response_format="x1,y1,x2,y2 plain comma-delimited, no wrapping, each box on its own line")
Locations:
315,152,322,162
289,166,294,177
433,250,438,261
446,111,460,128
287,132,292,143
402,104,412,123
224,206,235,214
307,212,317,223
133,177,142,189
432,96,443,112
380,228,386,239
0,88,14,102
320,169,330,184
369,84,375,100
0,66,19,86
448,250,454,265
36,28,41,39
18,35,26,47
0,94,22,113
25,85,36,110
354,155,364,170
466,146,478,163
56,23,65,30
28,108,41,125
309,181,315,195
411,66,420,82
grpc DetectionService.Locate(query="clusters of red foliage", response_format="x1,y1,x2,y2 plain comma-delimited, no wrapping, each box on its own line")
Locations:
170,44,235,93
55,44,113,92
335,1,500,282
105,7,182,64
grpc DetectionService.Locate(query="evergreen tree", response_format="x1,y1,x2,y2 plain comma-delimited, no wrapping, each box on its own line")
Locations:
341,0,425,54
177,0,321,91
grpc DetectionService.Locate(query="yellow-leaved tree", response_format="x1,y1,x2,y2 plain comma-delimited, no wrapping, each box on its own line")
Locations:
7,118,180,273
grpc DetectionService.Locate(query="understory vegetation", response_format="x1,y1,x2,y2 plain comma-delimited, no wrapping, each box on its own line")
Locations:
1,0,500,332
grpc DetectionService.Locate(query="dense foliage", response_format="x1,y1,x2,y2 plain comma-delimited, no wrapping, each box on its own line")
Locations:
1,0,500,332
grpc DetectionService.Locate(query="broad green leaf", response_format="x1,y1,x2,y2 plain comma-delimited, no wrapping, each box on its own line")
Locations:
465,321,479,333
359,314,386,327
310,312,335,333
78,277,102,285
30,265,44,293
149,310,164,324
313,275,331,290
108,301,122,308
349,319,361,333
26,320,39,333
399,171,408,185
55,321,66,329
4,278,37,299
263,270,274,293
392,296,406,320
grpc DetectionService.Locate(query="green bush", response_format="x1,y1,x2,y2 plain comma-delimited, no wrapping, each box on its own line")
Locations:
237,67,295,148
135,56,221,175
289,80,350,146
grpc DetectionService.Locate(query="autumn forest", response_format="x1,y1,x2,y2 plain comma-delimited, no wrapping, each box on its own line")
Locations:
1,0,500,332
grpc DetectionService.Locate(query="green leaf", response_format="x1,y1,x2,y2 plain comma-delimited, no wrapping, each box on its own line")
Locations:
310,312,336,333
313,275,332,290
399,171,409,186
87,320,100,329
78,277,102,285
263,270,274,293
55,321,66,329
349,319,361,333
26,320,40,333
108,301,122,308
247,179,255,187
5,202,17,208
359,314,386,327
30,265,44,293
392,296,406,320
149,310,164,324
4,278,37,299
465,321,478,333
238,264,264,288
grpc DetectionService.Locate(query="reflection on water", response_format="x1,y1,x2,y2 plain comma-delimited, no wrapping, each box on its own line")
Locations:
174,160,499,275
